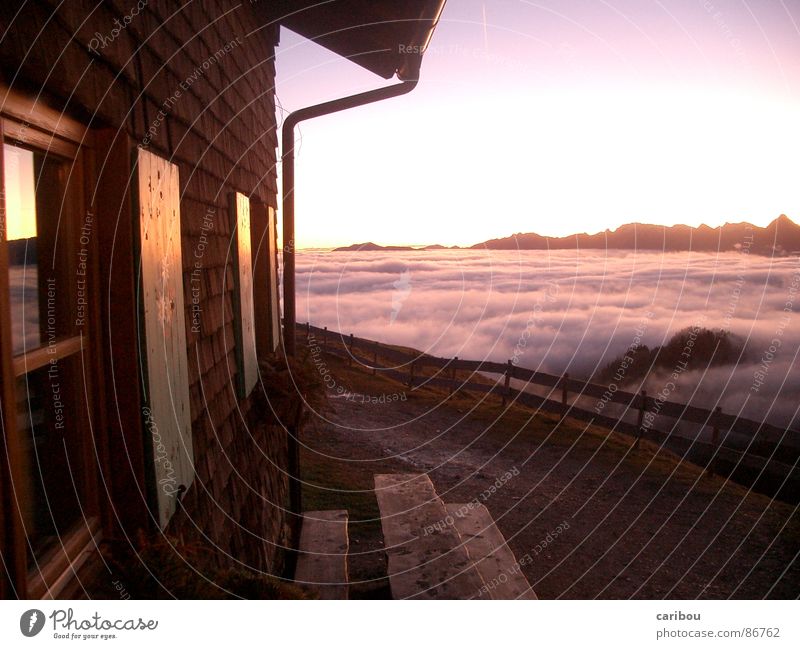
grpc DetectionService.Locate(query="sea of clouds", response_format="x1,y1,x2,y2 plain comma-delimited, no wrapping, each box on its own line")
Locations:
295,248,800,430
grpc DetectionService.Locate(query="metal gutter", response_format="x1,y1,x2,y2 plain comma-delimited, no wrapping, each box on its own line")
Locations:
281,77,419,356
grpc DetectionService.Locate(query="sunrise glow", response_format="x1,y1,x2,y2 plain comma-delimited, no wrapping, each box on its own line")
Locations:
276,0,800,249
2,144,37,241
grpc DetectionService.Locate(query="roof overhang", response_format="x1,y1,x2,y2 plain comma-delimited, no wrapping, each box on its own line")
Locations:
258,0,447,79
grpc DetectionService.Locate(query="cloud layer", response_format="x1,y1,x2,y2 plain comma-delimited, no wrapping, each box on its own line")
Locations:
296,249,800,429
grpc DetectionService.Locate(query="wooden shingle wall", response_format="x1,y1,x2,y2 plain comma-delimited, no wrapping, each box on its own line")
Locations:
0,0,288,574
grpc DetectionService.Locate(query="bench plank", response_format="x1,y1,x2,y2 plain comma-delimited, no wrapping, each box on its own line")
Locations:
446,503,537,600
295,510,349,599
375,474,489,599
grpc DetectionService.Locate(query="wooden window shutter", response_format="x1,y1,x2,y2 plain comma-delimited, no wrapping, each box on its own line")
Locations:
267,206,281,353
231,192,257,397
135,148,193,528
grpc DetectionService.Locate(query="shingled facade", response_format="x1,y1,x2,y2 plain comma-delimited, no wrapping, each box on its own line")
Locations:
0,1,288,598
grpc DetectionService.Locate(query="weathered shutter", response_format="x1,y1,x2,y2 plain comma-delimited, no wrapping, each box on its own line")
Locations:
267,206,281,352
136,148,193,528
231,192,257,396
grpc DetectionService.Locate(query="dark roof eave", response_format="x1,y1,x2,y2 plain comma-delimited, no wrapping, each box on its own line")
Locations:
255,0,446,79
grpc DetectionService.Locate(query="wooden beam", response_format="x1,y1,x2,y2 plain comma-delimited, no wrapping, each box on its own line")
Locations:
295,510,349,599
0,121,29,598
0,83,88,145
12,335,83,377
26,519,101,599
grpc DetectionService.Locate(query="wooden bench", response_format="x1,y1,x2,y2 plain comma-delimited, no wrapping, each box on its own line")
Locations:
294,510,349,599
375,473,537,600
375,474,489,599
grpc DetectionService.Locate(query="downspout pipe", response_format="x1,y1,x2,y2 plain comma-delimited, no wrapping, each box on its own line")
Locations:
281,77,419,356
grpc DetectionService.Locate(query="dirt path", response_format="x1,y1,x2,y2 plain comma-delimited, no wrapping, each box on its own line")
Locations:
299,360,799,599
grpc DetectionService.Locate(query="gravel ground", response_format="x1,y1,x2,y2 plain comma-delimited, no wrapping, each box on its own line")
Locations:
300,361,799,599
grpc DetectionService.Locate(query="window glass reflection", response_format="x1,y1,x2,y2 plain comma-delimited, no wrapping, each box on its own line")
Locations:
16,355,86,561
4,144,40,354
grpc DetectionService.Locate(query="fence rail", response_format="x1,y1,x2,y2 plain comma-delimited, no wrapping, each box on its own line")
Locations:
298,323,800,502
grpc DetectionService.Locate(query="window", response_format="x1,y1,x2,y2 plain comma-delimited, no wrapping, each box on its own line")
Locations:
0,92,102,598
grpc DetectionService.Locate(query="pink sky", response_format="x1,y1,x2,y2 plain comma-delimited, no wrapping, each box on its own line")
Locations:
276,0,800,248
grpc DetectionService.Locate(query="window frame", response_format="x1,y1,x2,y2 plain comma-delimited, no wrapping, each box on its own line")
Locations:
0,86,106,599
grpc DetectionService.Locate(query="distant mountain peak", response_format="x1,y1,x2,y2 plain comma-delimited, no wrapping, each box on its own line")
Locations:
333,241,417,252
470,216,799,256
772,214,797,227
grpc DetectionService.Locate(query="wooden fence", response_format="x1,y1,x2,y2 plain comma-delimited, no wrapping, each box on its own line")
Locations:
298,323,800,502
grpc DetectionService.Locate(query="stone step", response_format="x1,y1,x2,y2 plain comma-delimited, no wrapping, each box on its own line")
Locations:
374,473,490,599
445,503,537,600
294,510,349,599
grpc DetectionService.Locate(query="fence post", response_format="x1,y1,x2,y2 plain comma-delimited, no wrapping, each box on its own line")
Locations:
306,321,310,336
708,406,722,476
635,390,647,448
323,326,328,348
450,357,457,396
348,333,354,366
503,359,512,406
712,406,722,446
561,373,569,414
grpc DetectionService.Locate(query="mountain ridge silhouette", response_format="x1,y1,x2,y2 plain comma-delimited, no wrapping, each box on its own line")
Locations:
472,215,800,255
332,215,800,256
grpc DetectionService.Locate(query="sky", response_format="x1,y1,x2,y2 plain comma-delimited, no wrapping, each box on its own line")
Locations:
276,0,800,249
3,144,37,241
